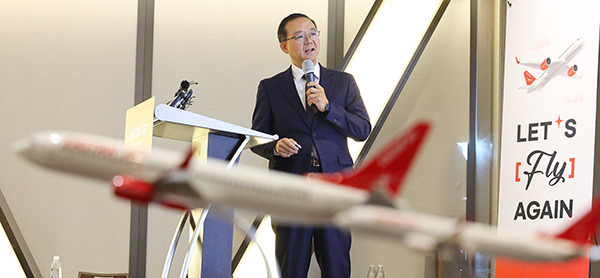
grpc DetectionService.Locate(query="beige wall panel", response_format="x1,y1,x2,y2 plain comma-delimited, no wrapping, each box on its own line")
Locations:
0,0,137,276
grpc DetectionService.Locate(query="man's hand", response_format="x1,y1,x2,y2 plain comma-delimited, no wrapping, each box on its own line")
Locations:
275,138,300,158
306,82,329,112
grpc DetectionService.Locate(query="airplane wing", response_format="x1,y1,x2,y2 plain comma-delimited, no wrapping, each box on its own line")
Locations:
515,56,548,70
402,233,441,253
557,64,581,79
559,73,582,79
333,205,458,253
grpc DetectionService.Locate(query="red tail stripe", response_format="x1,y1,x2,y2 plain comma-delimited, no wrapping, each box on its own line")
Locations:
327,122,430,195
556,196,600,244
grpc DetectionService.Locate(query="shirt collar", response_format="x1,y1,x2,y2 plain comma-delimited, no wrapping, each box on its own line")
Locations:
291,62,320,81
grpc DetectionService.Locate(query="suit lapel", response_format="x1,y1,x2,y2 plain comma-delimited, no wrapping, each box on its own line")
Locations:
313,65,337,130
278,67,311,128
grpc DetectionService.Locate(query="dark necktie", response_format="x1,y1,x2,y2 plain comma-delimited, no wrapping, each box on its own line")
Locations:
303,75,314,120
303,75,320,168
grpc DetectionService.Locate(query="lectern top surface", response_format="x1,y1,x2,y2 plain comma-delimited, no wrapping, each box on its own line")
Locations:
153,104,278,148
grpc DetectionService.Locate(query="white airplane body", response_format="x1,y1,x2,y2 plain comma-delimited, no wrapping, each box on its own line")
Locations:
15,123,429,225
517,38,584,93
334,204,599,262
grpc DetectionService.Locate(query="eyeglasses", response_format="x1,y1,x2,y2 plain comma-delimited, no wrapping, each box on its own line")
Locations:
282,31,321,43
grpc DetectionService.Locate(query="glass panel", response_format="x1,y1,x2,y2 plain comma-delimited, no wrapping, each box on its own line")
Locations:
345,0,473,277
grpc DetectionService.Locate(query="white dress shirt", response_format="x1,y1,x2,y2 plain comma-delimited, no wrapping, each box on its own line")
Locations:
291,63,320,110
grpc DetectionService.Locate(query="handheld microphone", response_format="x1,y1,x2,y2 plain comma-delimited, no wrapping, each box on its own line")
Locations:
302,59,318,114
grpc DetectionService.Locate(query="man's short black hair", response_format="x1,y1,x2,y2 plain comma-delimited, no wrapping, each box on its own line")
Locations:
277,13,317,43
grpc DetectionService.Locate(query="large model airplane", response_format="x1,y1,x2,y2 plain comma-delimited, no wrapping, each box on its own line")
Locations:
16,122,600,263
13,122,429,225
516,37,584,93
333,200,600,262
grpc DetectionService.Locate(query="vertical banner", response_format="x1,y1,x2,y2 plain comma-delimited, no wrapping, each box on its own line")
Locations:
497,0,599,277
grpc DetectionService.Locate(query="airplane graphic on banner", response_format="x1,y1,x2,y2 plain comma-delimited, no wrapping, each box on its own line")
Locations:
516,38,584,93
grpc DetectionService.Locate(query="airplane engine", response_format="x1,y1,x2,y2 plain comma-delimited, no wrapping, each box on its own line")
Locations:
540,57,551,70
112,175,155,203
568,65,578,77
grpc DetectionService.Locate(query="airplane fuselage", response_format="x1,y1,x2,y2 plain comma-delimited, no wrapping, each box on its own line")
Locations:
187,160,368,224
334,206,584,262
15,131,370,225
559,38,585,62
532,59,569,91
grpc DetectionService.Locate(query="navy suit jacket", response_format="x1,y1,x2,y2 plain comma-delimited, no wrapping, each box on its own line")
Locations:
251,65,371,174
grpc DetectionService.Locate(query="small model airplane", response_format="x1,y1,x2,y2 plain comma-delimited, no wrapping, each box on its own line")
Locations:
333,199,600,262
13,122,429,224
516,38,584,93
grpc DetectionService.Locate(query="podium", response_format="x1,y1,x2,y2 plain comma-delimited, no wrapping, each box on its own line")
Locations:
151,104,277,277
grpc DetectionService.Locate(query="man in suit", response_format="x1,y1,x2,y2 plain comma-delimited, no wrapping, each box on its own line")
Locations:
251,13,371,278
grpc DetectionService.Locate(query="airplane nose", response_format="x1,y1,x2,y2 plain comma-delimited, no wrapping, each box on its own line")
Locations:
11,132,61,162
11,137,33,157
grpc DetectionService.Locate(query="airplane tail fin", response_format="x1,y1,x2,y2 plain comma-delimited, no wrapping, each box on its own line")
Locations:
524,70,536,86
555,196,600,245
321,122,430,197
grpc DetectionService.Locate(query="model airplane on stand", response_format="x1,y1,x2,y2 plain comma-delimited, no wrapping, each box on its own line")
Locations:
14,121,600,262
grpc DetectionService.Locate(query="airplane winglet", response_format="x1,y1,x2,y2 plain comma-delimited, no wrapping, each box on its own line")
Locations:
324,121,430,196
555,196,600,245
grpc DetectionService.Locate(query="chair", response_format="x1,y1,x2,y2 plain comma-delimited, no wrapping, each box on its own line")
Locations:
77,272,128,278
